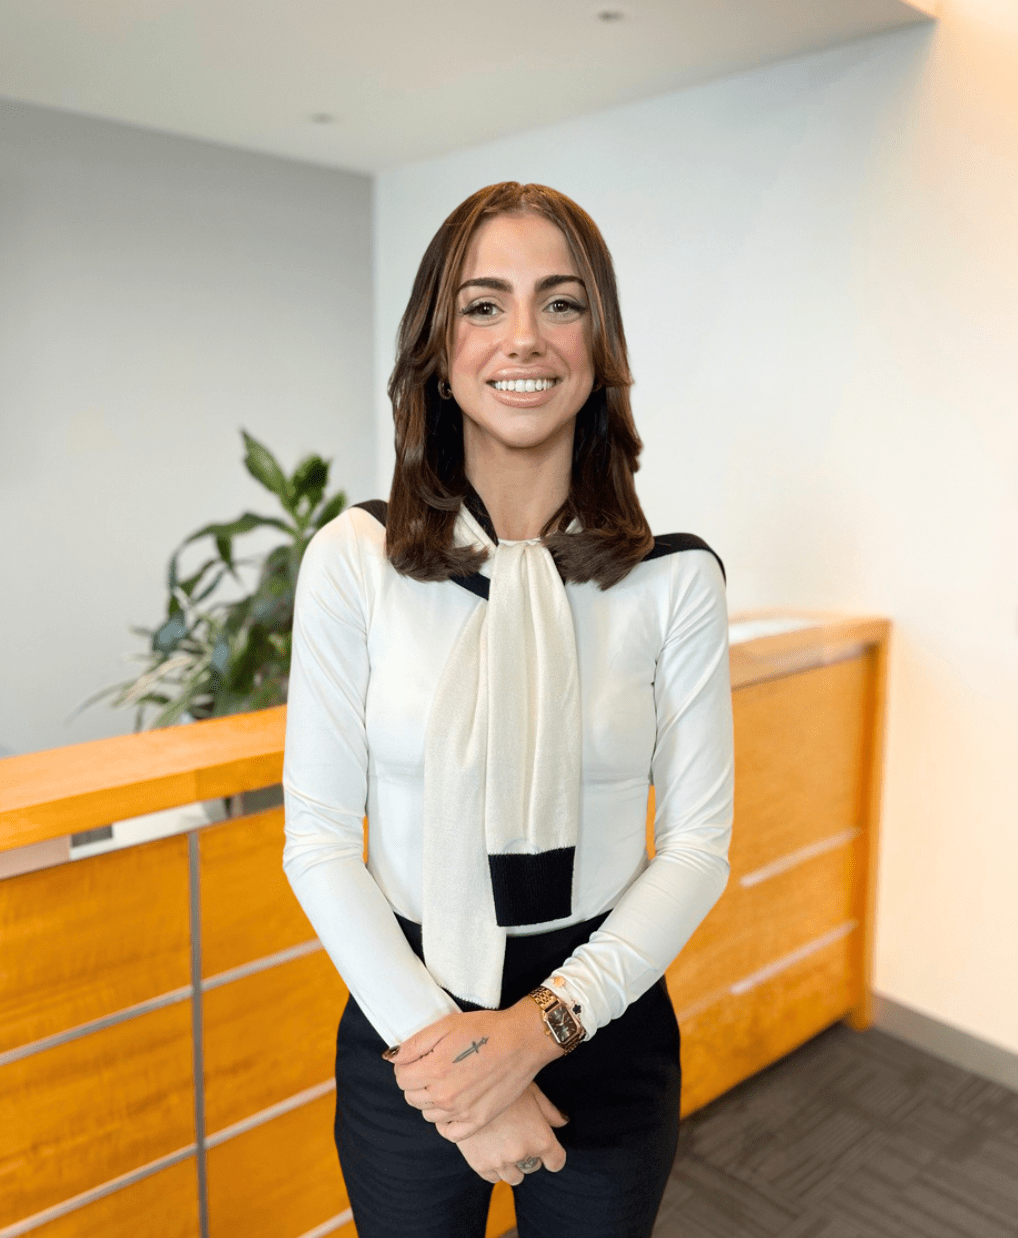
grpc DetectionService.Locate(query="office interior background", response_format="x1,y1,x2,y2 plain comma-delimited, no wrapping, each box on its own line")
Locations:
1,0,1015,1104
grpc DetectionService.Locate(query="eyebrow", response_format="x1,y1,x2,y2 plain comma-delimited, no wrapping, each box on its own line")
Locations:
456,274,586,296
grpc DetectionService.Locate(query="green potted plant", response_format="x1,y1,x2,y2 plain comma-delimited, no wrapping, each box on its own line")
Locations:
78,429,346,816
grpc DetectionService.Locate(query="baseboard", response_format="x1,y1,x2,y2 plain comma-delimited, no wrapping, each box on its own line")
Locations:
872,993,1018,1091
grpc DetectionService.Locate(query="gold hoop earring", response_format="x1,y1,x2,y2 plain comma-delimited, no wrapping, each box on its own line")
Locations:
438,378,453,400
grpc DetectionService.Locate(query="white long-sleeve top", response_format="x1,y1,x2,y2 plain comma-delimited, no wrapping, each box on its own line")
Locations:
282,504,734,1049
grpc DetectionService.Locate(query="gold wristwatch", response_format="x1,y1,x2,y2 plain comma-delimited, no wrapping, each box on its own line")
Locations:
527,985,586,1055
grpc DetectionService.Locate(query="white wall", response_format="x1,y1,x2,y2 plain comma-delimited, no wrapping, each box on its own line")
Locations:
374,6,1018,1056
0,100,374,757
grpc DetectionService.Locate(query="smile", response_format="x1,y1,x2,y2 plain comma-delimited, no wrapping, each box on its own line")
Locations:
489,378,559,392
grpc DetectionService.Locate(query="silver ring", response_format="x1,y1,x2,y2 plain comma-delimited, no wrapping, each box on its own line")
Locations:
515,1157,542,1173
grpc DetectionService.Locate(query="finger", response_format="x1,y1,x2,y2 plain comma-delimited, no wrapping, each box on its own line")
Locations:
541,1142,567,1173
419,1104,465,1126
402,1088,447,1114
388,1024,449,1066
532,1088,569,1128
436,1119,479,1143
501,1169,524,1187
393,1056,446,1092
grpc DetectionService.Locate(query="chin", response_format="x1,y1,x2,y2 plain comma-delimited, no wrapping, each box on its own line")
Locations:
490,425,574,453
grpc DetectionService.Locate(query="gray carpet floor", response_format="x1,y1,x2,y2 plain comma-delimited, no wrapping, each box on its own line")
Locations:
505,1021,1018,1237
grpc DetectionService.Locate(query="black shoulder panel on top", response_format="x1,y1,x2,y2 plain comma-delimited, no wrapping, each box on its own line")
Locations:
351,499,490,599
643,534,726,583
352,498,388,526
451,573,491,600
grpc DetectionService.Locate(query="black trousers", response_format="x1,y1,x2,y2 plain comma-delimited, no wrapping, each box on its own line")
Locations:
334,911,681,1238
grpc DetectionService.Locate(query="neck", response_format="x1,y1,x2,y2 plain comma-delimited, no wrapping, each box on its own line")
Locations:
464,427,573,541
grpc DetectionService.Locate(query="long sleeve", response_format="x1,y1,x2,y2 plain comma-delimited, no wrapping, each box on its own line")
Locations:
544,550,734,1039
281,516,461,1047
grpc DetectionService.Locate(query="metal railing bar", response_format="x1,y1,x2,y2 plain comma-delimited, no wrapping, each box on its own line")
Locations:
296,1209,355,1238
0,986,193,1068
188,830,210,1238
739,829,861,888
205,1078,336,1150
730,921,857,995
673,921,859,1023
201,938,323,991
0,1144,196,1237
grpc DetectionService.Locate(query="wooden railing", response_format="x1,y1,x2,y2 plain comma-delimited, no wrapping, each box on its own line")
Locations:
1,705,287,852
0,612,890,1238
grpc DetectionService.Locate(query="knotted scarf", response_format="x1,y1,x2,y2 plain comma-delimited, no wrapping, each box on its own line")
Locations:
421,505,582,1008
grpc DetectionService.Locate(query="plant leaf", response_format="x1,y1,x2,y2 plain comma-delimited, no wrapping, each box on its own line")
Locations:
210,635,231,678
313,490,347,529
291,454,330,509
180,511,294,549
242,430,293,511
152,613,188,654
193,568,228,604
66,681,133,723
174,557,220,601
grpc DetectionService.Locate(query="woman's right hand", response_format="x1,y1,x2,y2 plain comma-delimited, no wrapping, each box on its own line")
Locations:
455,1083,569,1185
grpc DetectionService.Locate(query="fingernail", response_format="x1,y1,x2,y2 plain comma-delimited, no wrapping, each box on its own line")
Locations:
381,1046,399,1061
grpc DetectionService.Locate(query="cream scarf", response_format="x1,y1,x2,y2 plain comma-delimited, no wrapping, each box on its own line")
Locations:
421,505,582,1008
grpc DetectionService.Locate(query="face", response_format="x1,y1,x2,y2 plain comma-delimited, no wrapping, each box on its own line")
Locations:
448,212,595,460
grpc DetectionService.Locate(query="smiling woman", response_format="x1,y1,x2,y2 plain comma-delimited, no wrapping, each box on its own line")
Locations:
448,214,594,537
384,181,653,587
281,182,734,1238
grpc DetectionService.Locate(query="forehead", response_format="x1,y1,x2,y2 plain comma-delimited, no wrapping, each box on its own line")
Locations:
459,212,578,281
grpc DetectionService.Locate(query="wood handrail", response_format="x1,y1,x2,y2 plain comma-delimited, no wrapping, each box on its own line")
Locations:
728,613,890,690
0,706,286,853
0,612,889,857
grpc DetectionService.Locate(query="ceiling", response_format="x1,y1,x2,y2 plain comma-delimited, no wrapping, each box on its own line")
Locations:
0,0,937,175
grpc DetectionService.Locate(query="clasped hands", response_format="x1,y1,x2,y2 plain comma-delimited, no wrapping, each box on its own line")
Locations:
383,1001,568,1185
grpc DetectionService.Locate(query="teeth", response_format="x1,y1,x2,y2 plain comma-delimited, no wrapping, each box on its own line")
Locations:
492,378,557,392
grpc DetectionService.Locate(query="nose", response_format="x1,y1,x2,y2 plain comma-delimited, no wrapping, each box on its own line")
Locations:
502,301,544,359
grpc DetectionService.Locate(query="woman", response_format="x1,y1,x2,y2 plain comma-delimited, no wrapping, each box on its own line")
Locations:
282,182,734,1237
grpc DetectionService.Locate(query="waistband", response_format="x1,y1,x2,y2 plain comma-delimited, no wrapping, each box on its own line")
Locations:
394,909,612,1012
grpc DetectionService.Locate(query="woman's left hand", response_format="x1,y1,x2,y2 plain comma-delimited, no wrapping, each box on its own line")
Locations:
387,999,563,1142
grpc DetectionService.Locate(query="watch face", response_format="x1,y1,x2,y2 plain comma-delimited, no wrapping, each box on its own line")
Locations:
546,1003,579,1044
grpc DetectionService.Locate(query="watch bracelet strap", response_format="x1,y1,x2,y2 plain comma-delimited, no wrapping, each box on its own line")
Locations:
527,985,586,1053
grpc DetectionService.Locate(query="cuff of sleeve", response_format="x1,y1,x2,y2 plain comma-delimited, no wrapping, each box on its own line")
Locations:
540,972,595,1042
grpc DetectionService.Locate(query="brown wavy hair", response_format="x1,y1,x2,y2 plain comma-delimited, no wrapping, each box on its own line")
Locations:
386,181,653,590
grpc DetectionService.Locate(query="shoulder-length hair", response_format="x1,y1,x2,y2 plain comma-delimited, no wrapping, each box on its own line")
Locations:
386,181,653,590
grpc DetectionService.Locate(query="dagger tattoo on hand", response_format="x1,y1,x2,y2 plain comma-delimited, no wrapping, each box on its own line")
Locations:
453,1036,489,1062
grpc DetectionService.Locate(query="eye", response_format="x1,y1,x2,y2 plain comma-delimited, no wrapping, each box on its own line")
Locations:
546,298,586,316
460,299,501,319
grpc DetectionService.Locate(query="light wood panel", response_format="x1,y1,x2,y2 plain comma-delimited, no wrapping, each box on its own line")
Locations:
678,928,859,1118
206,1093,347,1238
847,642,889,1032
666,839,857,1014
0,705,285,851
487,1181,516,1236
204,950,347,1136
728,657,871,878
28,1156,200,1238
0,835,190,1053
0,1002,195,1228
200,808,314,978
